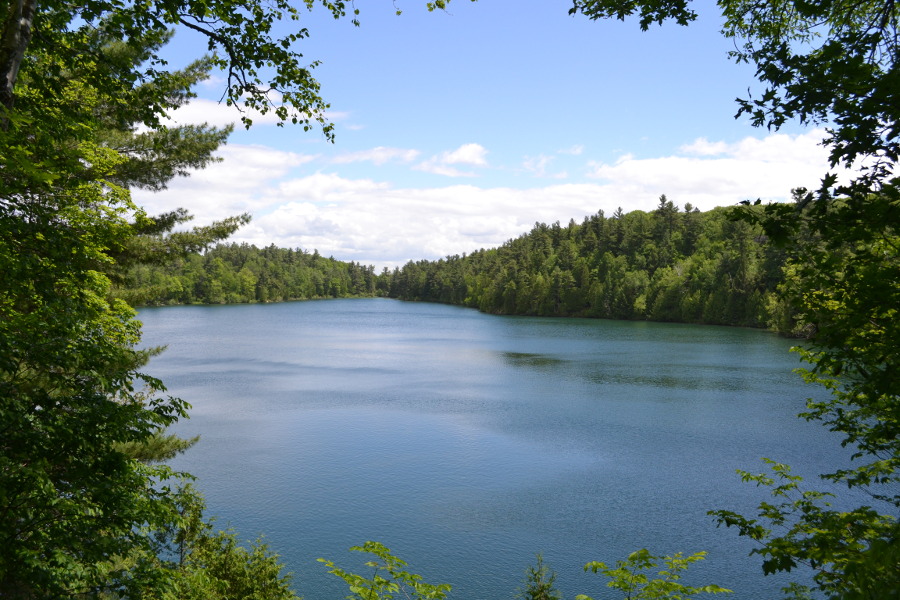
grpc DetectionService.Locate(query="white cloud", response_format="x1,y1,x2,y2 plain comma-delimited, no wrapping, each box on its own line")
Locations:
161,97,350,128
131,130,844,270
587,129,838,207
332,146,420,165
413,163,477,177
276,172,390,200
161,98,284,128
442,143,488,166
522,154,567,179
415,143,489,177
132,144,318,220
679,138,729,156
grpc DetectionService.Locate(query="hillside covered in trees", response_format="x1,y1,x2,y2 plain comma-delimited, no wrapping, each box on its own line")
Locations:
123,196,797,333
385,197,788,328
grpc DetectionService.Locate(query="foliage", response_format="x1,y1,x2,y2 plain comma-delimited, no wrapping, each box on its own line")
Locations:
385,201,782,328
111,210,253,304
158,486,301,600
717,0,900,189
120,241,378,305
171,528,299,600
4,0,316,135
320,541,452,600
710,461,899,600
2,0,285,595
782,184,900,495
0,143,190,596
566,2,899,597
0,40,246,590
518,554,562,600
569,0,696,30
117,430,201,463
85,33,234,192
714,182,900,599
577,549,731,600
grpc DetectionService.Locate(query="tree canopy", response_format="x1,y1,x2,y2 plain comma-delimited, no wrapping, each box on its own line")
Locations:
0,0,470,596
1,0,365,595
571,1,899,597
383,202,781,327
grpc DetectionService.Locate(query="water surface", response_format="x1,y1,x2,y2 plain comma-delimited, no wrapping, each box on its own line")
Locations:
140,298,849,599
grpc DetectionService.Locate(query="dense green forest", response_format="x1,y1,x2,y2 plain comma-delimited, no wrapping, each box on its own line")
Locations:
385,198,786,328
124,197,794,332
121,243,381,305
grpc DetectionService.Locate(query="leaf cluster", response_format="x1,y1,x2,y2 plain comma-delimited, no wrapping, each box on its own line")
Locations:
578,549,731,600
739,181,900,496
720,182,900,598
719,0,900,189
568,0,697,30
710,461,899,600
1,7,244,595
320,541,452,600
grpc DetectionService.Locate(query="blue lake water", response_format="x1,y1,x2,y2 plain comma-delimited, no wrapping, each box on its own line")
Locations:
139,298,853,599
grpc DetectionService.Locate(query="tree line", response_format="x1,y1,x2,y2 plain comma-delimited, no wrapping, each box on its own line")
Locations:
127,197,797,333
121,242,380,305
384,197,789,329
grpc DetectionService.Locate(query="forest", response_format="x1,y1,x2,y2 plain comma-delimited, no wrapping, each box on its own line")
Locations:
383,199,785,328
122,243,381,305
124,198,795,332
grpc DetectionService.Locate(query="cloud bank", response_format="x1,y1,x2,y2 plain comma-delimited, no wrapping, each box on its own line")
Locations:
133,130,839,269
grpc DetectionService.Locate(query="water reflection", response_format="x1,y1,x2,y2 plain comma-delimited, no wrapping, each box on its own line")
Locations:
500,351,567,368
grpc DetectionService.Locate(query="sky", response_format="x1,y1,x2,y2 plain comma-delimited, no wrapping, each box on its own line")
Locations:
132,0,839,270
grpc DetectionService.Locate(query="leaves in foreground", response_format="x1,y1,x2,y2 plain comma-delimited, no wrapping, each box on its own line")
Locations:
710,460,900,600
320,542,451,600
578,549,731,600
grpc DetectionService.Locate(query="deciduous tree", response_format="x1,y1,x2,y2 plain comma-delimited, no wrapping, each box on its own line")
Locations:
577,549,731,600
320,541,452,600
568,1,899,596
1,2,467,595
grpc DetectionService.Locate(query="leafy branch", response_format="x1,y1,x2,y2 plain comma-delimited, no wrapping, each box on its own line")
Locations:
320,541,452,600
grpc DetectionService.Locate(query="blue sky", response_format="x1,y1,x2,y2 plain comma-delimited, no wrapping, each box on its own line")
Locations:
134,0,839,269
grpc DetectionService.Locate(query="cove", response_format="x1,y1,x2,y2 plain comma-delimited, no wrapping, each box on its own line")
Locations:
139,298,853,599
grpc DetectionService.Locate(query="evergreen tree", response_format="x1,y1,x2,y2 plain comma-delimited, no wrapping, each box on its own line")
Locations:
518,554,562,600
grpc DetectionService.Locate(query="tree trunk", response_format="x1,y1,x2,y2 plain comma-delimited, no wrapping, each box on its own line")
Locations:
0,0,38,119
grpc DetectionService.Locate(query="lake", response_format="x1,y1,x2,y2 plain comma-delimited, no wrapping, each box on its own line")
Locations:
139,298,850,599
